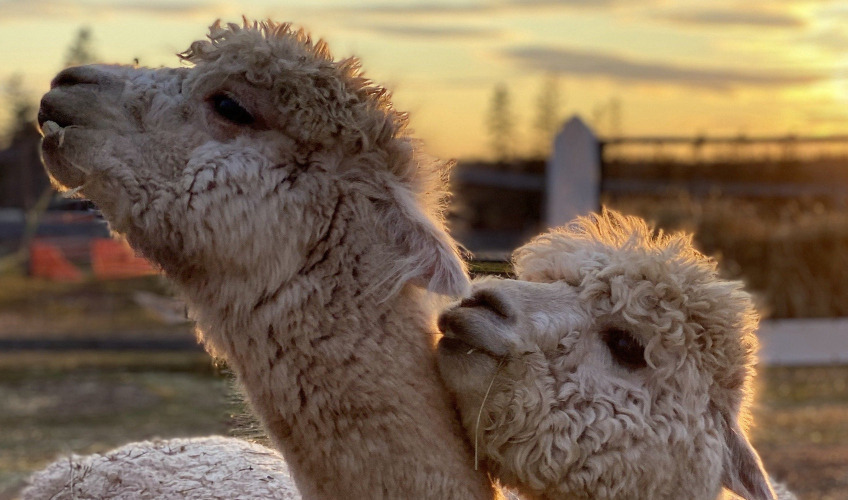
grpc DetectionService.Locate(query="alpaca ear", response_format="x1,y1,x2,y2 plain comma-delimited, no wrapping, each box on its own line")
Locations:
719,410,776,500
380,185,470,297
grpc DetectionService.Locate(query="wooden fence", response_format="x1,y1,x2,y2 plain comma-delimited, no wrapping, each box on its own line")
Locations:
547,116,848,226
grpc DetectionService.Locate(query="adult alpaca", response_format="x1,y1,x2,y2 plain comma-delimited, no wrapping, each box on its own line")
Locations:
38,20,495,499
437,210,788,500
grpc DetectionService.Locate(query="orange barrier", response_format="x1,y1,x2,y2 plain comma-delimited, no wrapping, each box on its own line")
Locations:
29,240,84,282
90,238,157,279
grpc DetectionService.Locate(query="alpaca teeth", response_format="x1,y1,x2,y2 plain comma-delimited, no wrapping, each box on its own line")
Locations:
42,120,62,136
62,186,85,198
466,348,476,355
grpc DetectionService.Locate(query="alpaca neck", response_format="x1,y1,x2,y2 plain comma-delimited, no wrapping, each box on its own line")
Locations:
178,234,494,499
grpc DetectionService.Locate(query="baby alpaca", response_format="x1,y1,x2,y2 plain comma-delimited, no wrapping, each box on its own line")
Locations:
437,210,781,500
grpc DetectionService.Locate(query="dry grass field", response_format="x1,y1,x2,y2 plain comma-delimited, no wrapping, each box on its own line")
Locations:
752,365,848,499
606,195,848,319
0,274,187,338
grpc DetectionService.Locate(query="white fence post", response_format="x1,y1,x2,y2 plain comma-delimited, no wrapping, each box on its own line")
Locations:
546,116,601,228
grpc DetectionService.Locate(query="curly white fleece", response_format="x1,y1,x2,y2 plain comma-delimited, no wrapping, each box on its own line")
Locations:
22,437,300,500
437,210,797,500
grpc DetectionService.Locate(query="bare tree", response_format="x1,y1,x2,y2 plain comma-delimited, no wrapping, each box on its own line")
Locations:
488,83,514,163
533,75,563,158
64,26,99,68
2,74,35,145
591,97,623,138
608,97,622,138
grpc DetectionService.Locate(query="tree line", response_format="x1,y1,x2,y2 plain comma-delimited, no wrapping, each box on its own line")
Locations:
487,78,622,163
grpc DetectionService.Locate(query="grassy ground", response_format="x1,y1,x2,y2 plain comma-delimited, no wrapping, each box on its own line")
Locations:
606,196,848,319
0,274,189,338
752,365,848,499
0,352,232,499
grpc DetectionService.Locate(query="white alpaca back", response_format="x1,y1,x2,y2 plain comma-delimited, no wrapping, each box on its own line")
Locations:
23,436,300,500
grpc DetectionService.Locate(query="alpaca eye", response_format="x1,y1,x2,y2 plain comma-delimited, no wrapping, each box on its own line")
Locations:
602,328,646,369
210,94,254,125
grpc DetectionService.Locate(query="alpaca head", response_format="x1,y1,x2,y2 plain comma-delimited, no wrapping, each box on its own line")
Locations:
437,210,774,500
38,20,467,295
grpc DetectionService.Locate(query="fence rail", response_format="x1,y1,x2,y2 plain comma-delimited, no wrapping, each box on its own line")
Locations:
601,133,848,165
593,130,848,203
603,133,848,146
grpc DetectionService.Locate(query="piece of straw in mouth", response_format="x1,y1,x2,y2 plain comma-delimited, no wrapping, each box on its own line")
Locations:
474,357,505,470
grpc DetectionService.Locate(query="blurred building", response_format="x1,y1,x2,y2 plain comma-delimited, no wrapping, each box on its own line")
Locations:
449,158,546,256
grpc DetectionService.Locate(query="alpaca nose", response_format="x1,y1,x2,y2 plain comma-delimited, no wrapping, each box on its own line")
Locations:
51,66,100,88
439,289,513,335
458,288,515,320
437,311,451,334
437,297,514,357
51,66,121,89
41,65,128,130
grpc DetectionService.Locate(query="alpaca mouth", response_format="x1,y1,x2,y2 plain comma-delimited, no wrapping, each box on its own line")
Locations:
38,118,90,190
37,96,76,143
437,311,477,353
37,94,82,132
39,120,64,139
438,335,479,355
437,333,506,360
437,316,507,359
437,305,512,358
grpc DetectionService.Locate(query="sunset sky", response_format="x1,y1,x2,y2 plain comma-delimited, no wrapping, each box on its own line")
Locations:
2,0,847,159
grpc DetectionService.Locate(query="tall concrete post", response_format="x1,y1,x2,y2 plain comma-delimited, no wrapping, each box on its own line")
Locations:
546,116,601,228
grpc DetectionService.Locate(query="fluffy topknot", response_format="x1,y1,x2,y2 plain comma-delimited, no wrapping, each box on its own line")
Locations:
180,19,451,228
513,209,708,285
